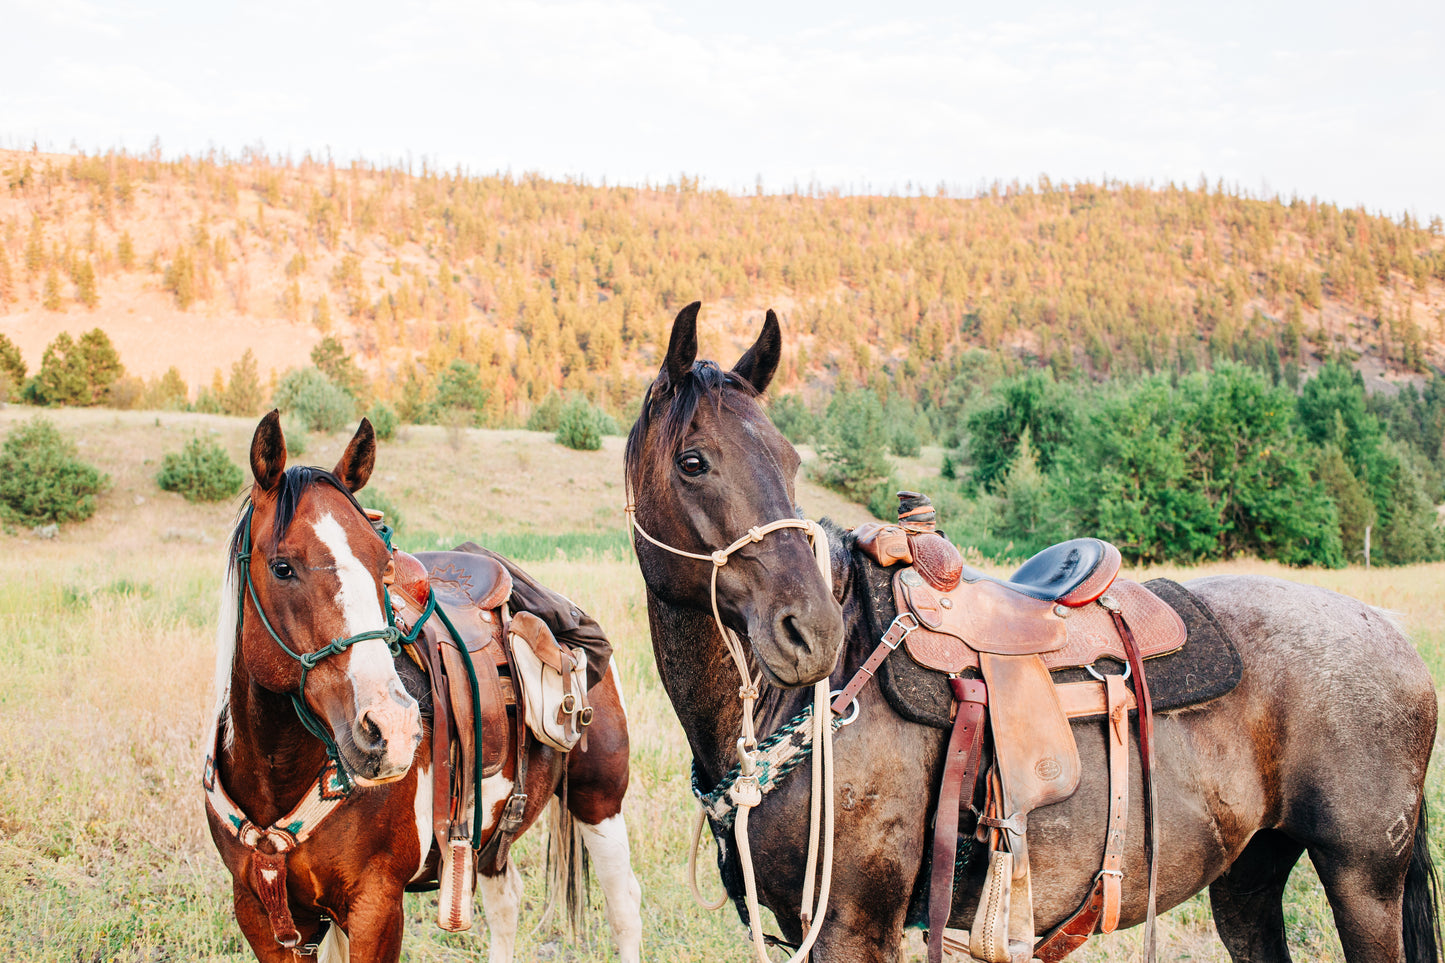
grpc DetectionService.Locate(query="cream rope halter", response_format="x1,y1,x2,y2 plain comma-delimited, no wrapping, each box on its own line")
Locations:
626,500,838,963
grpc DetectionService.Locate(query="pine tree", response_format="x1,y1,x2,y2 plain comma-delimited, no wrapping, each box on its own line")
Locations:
0,246,13,308
77,329,123,403
0,333,26,402
73,259,98,308
117,232,135,270
222,348,263,416
42,268,63,310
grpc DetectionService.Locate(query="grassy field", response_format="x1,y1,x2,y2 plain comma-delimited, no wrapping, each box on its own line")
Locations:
0,407,1440,961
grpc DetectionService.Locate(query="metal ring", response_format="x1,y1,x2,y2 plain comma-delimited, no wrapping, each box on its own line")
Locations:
1085,660,1131,682
829,690,861,726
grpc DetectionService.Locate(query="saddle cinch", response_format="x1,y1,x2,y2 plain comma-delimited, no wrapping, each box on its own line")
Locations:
381,541,593,934
851,495,1184,963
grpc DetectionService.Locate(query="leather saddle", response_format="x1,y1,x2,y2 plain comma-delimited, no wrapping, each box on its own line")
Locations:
853,495,1184,963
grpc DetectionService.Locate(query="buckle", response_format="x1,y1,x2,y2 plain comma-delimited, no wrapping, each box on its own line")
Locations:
579,706,594,727
500,792,528,829
883,612,919,649
561,693,577,713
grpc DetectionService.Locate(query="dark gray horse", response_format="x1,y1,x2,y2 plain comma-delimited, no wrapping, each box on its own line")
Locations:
625,301,1441,962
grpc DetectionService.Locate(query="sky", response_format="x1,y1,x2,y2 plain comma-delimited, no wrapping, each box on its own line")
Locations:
3,0,1442,218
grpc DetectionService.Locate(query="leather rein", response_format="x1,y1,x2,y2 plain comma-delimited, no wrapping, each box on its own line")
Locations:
626,499,839,963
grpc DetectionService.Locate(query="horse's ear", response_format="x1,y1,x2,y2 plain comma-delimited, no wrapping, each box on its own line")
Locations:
333,418,376,494
731,309,782,395
661,301,701,390
250,409,287,493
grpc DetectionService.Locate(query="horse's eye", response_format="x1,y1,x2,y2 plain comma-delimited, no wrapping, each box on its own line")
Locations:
677,451,708,476
270,560,296,580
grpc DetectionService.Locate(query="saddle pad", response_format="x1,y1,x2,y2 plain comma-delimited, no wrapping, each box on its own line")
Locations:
864,557,1242,731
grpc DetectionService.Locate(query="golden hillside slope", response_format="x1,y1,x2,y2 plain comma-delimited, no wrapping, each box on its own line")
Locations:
1,148,1441,419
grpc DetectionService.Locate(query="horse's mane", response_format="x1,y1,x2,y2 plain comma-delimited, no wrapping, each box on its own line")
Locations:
212,465,369,738
623,360,759,491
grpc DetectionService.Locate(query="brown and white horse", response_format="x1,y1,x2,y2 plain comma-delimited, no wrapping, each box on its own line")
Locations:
207,411,641,962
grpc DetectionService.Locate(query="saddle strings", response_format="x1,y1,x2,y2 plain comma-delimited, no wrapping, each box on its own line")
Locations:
626,497,837,963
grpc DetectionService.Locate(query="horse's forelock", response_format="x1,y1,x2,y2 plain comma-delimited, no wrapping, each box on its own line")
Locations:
624,360,759,490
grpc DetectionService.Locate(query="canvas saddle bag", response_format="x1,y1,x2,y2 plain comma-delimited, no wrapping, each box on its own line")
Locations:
509,610,593,752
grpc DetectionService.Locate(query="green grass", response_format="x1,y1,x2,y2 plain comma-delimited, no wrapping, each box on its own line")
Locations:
0,407,1439,961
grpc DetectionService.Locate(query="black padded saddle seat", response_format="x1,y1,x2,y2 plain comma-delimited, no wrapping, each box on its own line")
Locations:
959,537,1118,604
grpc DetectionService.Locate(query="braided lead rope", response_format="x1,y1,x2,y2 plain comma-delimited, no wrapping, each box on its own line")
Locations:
627,499,837,963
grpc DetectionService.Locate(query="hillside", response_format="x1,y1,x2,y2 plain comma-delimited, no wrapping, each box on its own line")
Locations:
1,147,1442,423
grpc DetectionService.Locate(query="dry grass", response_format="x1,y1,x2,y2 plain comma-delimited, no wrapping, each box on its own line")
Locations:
0,407,1438,961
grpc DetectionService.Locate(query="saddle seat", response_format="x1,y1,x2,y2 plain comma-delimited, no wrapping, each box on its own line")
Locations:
992,537,1121,607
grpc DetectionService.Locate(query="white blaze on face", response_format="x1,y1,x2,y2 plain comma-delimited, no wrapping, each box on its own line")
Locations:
311,512,398,707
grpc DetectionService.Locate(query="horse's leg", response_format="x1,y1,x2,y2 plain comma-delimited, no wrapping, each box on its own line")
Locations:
565,664,643,963
1310,842,1412,963
231,881,305,963
1208,829,1306,962
337,888,406,962
478,859,525,963
577,815,643,963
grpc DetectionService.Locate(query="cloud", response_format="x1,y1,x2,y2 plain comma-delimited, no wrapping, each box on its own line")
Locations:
2,0,1440,216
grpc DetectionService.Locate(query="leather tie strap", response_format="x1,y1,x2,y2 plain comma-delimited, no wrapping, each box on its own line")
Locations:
830,614,917,716
928,677,988,963
1111,605,1158,963
1036,607,1153,963
1099,672,1130,933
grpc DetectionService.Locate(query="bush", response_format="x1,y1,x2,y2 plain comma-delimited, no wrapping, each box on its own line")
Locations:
815,388,893,502
526,392,566,432
768,393,816,444
366,402,399,441
0,418,108,525
281,416,309,456
105,375,145,410
156,436,244,503
24,328,124,406
555,395,609,451
358,488,405,539
273,367,355,433
0,333,25,402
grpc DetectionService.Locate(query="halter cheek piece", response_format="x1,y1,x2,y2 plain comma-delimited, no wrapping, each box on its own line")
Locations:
235,504,410,793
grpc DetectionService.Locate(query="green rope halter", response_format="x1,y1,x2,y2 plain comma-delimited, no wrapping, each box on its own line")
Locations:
235,504,402,794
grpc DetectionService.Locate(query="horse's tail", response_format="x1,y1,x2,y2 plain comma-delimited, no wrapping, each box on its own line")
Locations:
536,792,590,937
1404,796,1443,963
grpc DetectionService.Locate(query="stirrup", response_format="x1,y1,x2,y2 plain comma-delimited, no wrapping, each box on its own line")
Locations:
437,838,474,932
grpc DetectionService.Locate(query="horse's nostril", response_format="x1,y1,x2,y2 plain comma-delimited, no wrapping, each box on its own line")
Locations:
779,613,810,652
357,711,384,751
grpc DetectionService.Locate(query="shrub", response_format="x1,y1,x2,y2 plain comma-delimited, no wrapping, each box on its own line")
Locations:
273,367,355,433
156,436,244,503
768,393,816,444
281,416,309,456
358,488,405,539
433,359,488,427
0,333,26,402
365,402,399,441
815,388,893,502
526,392,566,432
24,328,124,406
0,418,107,525
555,395,608,451
105,375,145,410
144,367,189,410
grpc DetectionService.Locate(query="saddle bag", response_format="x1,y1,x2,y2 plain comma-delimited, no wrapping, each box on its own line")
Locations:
509,611,592,752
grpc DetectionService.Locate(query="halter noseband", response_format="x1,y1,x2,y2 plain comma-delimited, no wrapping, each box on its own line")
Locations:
234,501,409,793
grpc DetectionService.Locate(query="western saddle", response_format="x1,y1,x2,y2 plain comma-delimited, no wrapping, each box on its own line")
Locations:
841,494,1183,963
379,540,593,934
